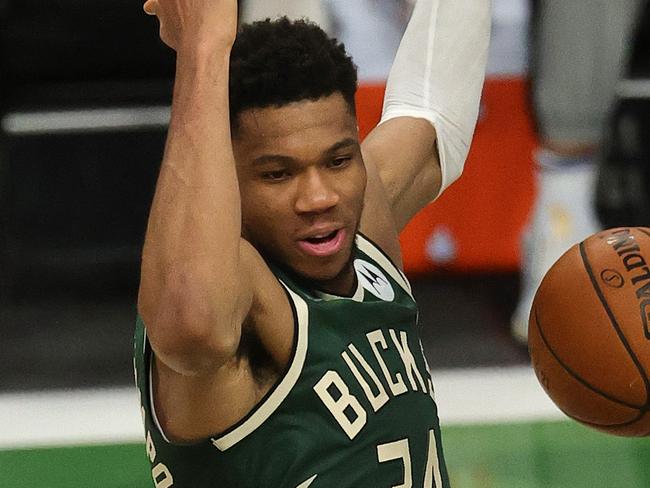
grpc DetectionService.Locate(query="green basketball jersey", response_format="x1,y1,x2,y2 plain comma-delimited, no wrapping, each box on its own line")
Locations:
134,234,450,487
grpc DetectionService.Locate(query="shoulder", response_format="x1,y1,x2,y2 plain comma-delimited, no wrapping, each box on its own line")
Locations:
358,147,404,268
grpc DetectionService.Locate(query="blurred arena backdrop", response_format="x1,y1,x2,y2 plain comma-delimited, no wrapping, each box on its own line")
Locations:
0,0,649,487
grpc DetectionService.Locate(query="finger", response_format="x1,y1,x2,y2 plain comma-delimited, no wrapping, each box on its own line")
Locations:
143,0,157,15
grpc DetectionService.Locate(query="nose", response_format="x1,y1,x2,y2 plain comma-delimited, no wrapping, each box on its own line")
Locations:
294,169,339,215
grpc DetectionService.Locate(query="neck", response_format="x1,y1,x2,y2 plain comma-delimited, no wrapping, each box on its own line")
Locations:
317,263,357,297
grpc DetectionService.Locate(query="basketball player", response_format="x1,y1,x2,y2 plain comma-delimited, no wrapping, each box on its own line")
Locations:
134,0,489,486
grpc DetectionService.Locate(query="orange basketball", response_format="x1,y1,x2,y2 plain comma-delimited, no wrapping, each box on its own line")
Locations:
528,227,650,437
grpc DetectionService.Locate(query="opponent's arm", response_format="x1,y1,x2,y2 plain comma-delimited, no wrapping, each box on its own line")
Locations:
362,0,491,231
137,0,251,376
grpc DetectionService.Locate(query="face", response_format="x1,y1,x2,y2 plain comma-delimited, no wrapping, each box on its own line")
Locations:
233,93,366,288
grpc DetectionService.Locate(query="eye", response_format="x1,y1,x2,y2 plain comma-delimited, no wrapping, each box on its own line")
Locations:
329,157,351,169
261,170,291,182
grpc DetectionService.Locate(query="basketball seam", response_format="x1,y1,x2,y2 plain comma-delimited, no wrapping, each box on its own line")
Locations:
533,309,646,411
565,408,647,430
579,241,650,409
637,228,650,238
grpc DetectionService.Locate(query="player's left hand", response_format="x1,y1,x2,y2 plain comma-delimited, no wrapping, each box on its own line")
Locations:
142,0,238,52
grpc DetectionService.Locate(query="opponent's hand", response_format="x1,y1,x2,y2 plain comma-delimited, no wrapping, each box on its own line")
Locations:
143,0,237,52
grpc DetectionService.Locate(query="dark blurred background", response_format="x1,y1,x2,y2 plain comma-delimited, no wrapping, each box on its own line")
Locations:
0,0,176,390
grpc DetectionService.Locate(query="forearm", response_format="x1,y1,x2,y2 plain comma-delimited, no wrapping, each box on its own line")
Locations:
139,45,245,368
382,0,491,197
146,47,239,276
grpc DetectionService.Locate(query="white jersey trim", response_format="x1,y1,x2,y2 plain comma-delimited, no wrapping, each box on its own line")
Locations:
148,355,173,444
211,284,309,451
143,328,174,445
315,276,364,302
295,474,318,488
355,234,413,298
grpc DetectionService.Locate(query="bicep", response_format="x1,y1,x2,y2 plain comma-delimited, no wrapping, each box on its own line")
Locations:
361,116,442,231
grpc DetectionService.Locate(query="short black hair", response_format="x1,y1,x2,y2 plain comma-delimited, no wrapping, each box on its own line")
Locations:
229,17,358,129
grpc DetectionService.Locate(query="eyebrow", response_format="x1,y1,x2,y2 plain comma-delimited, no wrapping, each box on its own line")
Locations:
251,137,358,166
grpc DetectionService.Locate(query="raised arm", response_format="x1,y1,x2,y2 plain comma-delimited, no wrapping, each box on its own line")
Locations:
362,0,491,231
138,0,252,376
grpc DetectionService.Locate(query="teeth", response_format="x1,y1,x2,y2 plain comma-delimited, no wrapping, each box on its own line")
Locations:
311,230,335,239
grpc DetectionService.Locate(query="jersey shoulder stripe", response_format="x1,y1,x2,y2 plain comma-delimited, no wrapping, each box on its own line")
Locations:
356,233,413,297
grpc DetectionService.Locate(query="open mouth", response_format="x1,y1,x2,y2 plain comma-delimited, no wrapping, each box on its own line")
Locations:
298,229,346,257
304,230,338,245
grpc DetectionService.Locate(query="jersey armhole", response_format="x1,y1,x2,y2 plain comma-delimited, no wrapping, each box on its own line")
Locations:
141,284,309,450
210,282,309,451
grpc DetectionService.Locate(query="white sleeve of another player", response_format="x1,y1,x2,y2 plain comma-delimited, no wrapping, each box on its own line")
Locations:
380,0,491,198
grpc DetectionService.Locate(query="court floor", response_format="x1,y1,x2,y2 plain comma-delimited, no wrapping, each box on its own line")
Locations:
2,367,648,487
